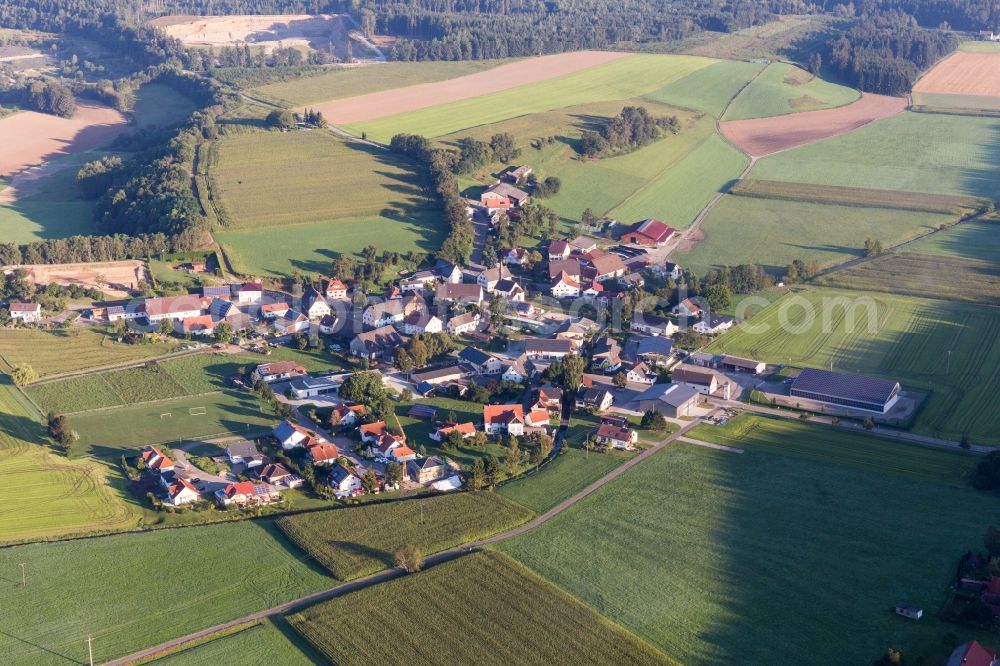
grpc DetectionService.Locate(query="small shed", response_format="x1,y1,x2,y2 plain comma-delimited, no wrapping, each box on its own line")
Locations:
895,604,923,620
407,404,438,421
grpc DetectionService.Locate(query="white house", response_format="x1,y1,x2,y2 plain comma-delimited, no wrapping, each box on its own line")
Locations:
477,265,511,293
399,270,438,293
163,476,200,505
693,313,735,335
592,423,638,450
447,311,481,336
272,311,309,334
673,298,703,319
576,387,614,412
493,279,525,302
303,287,332,320
362,294,423,328
260,302,289,319
504,248,529,266
502,355,532,383
550,271,580,298
483,404,525,436
436,283,484,306
548,240,570,262
401,311,443,335
329,464,363,497
237,282,263,304
631,313,678,337
325,278,348,301
226,441,264,468
458,347,502,375
254,361,307,383
272,420,312,450
626,362,657,385
8,302,41,323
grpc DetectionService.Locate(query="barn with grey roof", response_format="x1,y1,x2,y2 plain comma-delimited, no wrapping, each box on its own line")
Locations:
790,368,900,413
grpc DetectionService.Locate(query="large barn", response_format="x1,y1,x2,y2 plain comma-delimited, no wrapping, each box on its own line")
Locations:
790,368,900,413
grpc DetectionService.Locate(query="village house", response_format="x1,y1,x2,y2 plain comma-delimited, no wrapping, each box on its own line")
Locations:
592,423,638,450
260,463,296,487
493,278,525,302
363,293,424,328
458,346,502,375
253,361,307,383
636,336,675,366
592,336,622,372
226,441,264,468
674,297,704,319
303,286,332,320
307,442,340,466
8,302,42,323
672,365,731,400
627,362,658,385
436,282,484,307
525,408,551,428
329,464,363,497
550,271,581,298
503,165,533,183
271,310,309,335
576,386,614,413
619,272,645,290
140,446,175,475
533,384,563,413
502,354,533,383
399,269,439,293
944,641,997,666
181,315,215,336
318,314,338,335
215,481,280,508
631,312,678,337
447,311,481,336
142,295,205,322
411,365,465,388
325,278,348,301
331,403,367,426
653,261,683,281
548,240,571,262
431,422,476,442
260,301,290,319
350,325,406,362
236,282,263,304
408,456,449,484
477,265,512,293
401,311,443,335
391,445,418,463
524,338,574,361
483,404,525,436
481,182,529,211
586,253,627,283
693,313,735,335
162,475,200,505
621,218,676,246
504,247,529,266
569,236,597,255
272,420,318,450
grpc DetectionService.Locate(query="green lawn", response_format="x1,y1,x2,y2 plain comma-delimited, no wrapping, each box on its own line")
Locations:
723,61,859,120
0,150,106,243
751,111,1000,201
0,378,138,544
101,364,188,403
0,520,333,665
0,327,181,378
27,373,125,413
912,91,1000,112
275,492,532,580
500,437,1000,664
497,447,627,514
645,59,766,117
159,353,248,394
212,131,436,230
904,221,1000,263
148,620,318,665
705,287,1000,443
677,195,951,275
290,550,674,665
253,59,511,106
133,82,197,127
392,396,508,469
350,54,717,141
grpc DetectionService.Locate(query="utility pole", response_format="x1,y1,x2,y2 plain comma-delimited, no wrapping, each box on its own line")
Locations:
947,349,952,375
19,562,25,587
87,635,93,666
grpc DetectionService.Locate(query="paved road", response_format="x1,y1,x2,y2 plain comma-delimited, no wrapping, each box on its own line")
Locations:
102,413,709,665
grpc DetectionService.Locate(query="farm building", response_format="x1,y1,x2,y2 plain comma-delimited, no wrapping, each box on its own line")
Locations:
350,325,406,362
142,295,205,322
631,312,677,337
621,218,675,246
481,182,528,211
894,604,923,620
503,165,532,182
634,383,699,418
720,355,765,375
407,404,438,421
524,338,573,360
411,365,465,386
9,302,42,323
790,368,901,414
672,365,731,400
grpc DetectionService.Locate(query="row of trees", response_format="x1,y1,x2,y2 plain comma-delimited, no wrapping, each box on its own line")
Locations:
0,78,75,116
578,106,680,158
0,229,205,267
451,132,519,174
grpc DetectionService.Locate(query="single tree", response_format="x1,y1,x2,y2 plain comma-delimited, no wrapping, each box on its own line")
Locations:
395,543,423,573
613,371,628,388
214,321,232,344
384,461,403,485
468,458,487,490
641,409,668,431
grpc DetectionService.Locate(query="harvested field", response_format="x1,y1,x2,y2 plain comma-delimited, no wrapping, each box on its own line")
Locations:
719,93,907,157
312,50,632,125
730,179,989,214
0,100,127,177
149,14,350,57
913,51,1000,98
2,260,147,298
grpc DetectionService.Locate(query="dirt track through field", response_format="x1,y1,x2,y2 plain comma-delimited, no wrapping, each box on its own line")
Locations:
913,52,1000,97
718,93,907,158
308,50,633,125
0,101,127,178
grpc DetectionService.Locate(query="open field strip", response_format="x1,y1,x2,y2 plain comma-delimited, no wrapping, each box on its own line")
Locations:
911,92,1000,113
903,220,1000,262
0,327,181,378
254,59,514,107
676,195,951,275
290,550,674,665
315,50,632,126
750,111,1000,200
497,447,627,514
501,437,1000,664
133,82,197,128
145,620,317,665
276,492,532,581
704,288,1000,443
730,179,989,214
0,520,333,665
723,60,859,120
349,54,717,141
642,59,766,116
0,378,138,543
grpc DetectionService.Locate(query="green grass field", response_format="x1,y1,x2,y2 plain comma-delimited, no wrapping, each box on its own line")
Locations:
0,150,106,243
276,492,532,580
101,364,188,403
212,131,435,229
912,91,1000,113
0,327,180,378
677,195,951,275
723,61,859,120
350,54,717,141
71,389,276,454
27,373,126,413
645,59,766,116
253,59,510,106
0,520,332,665
0,378,138,544
958,40,1000,53
501,437,1000,664
290,550,674,665
133,82,197,127
731,179,988,214
904,220,1000,262
705,288,1000,443
497,447,626,514
392,396,508,469
751,111,1000,201
815,251,1000,305
148,620,318,665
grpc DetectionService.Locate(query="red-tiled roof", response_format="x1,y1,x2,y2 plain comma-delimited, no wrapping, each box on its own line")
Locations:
483,404,524,425
437,422,476,437
308,442,339,462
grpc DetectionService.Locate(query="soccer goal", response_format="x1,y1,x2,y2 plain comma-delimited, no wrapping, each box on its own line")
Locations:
188,407,207,416
159,412,172,419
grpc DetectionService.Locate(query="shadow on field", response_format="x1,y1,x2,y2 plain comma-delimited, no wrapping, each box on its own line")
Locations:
327,539,395,570
0,629,84,664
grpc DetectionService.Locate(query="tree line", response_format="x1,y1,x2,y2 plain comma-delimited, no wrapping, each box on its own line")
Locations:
577,106,679,159
0,78,75,116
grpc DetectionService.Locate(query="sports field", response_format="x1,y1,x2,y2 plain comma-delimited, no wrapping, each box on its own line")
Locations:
751,112,1000,200
677,195,950,275
0,327,180,378
705,288,1000,443
723,61,859,120
276,492,532,580
349,54,717,141
0,520,332,665
501,435,999,664
290,550,674,665
0,378,138,544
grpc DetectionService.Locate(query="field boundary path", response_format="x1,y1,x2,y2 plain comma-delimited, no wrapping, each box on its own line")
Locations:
23,346,212,387
102,414,709,666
